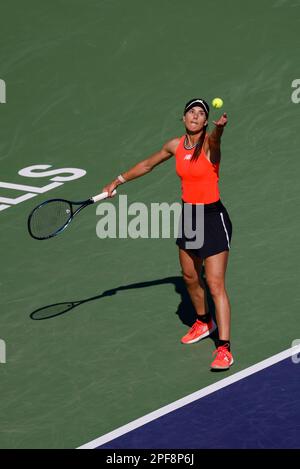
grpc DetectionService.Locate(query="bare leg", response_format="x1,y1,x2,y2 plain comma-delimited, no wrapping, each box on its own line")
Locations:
178,248,208,317
204,251,231,340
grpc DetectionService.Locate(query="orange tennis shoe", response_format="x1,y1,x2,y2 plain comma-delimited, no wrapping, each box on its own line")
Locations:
211,344,234,370
181,318,217,344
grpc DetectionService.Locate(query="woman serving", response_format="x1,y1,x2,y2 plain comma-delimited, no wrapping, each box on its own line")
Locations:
102,98,233,370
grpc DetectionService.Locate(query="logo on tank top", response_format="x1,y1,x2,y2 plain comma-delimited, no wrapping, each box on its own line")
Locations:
184,154,192,160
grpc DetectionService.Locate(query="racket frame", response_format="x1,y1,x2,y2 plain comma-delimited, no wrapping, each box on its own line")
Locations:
27,190,116,240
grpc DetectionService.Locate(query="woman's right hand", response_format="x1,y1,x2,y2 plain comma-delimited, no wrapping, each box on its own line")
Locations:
102,179,119,198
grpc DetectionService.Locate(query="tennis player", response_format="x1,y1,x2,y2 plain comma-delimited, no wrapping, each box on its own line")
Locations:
102,98,233,370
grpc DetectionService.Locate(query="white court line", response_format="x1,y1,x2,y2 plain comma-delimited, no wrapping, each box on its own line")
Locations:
78,345,300,449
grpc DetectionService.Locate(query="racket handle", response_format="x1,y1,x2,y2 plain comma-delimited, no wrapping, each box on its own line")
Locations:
91,189,117,203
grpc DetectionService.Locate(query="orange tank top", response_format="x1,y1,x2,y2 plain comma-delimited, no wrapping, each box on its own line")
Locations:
175,135,220,204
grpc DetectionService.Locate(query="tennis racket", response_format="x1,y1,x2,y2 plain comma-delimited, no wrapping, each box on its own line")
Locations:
27,189,117,240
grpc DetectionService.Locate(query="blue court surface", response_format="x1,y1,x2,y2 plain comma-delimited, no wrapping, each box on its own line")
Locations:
79,347,300,449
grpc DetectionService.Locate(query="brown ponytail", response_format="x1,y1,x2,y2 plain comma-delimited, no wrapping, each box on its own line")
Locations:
190,125,208,163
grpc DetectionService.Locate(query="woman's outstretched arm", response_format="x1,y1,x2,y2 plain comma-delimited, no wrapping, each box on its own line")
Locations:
102,137,180,197
208,112,228,164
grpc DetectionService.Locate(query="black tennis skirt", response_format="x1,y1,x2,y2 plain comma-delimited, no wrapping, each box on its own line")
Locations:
176,199,232,259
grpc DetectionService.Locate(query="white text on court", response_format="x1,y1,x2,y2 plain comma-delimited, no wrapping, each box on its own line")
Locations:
0,165,86,213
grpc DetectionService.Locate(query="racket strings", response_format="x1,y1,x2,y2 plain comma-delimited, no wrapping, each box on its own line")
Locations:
29,200,72,239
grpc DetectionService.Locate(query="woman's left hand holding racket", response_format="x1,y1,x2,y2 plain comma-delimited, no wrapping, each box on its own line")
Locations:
102,177,122,198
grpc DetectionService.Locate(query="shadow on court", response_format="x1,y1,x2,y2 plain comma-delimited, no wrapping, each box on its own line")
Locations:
30,268,218,346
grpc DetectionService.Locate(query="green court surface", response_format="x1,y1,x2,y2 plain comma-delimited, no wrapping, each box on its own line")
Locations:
0,0,299,449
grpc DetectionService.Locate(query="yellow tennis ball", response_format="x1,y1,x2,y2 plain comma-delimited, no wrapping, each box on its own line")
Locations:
212,97,223,109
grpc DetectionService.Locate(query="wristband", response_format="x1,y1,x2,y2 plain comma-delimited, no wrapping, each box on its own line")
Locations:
117,174,126,184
